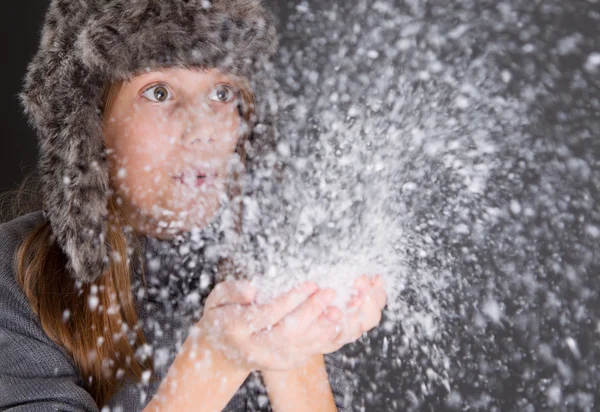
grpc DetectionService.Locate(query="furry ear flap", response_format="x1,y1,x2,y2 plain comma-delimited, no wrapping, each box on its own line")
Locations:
47,67,111,283
22,51,112,283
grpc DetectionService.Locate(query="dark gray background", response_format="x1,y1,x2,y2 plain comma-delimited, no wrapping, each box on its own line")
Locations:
1,1,46,192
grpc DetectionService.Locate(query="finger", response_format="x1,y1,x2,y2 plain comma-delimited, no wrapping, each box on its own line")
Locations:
331,322,344,342
371,282,388,310
353,275,371,295
301,309,343,350
362,277,387,312
349,277,386,311
332,316,361,346
359,297,383,332
321,306,343,323
372,275,387,293
329,305,363,343
313,306,343,337
321,326,346,354
325,312,345,343
346,275,369,309
250,295,339,361
249,281,320,331
322,335,345,354
269,289,337,339
347,293,364,311
309,323,344,354
339,299,380,344
305,309,347,355
205,279,256,308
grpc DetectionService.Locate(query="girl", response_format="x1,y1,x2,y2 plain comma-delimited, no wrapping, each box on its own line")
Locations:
0,0,387,411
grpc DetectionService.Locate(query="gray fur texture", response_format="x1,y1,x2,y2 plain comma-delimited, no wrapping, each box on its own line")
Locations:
19,0,279,283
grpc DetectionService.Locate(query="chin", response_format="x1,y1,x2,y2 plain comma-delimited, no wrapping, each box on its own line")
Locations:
187,208,220,229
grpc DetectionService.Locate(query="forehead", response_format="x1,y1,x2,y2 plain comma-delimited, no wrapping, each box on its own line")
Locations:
130,66,238,84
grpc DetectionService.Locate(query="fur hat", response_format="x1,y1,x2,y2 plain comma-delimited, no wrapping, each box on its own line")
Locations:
19,0,279,283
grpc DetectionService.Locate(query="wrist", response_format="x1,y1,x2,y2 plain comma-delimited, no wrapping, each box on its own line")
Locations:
261,354,338,412
262,354,321,379
188,326,252,377
145,328,252,412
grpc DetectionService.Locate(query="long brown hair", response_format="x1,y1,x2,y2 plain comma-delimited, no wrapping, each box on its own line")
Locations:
0,70,257,406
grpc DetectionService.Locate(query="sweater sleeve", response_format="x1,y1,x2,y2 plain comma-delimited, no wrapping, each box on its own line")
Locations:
323,351,353,411
0,212,99,412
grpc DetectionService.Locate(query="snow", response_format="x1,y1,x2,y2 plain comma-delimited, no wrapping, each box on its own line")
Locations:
83,0,600,409
141,370,152,385
88,295,99,311
584,52,600,73
62,309,71,323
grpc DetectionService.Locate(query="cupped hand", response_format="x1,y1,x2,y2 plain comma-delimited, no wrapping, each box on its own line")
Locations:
196,279,343,372
317,274,388,354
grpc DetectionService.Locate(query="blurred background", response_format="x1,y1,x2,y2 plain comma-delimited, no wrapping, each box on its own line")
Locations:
1,1,46,193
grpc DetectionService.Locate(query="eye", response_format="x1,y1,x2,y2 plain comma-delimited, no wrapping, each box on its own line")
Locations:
142,84,172,102
208,84,236,103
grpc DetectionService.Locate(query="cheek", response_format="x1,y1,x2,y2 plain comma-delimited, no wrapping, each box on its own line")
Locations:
216,112,242,153
110,118,177,203
107,107,235,225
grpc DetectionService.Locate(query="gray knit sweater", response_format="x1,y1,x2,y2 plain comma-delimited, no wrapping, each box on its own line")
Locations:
0,211,353,411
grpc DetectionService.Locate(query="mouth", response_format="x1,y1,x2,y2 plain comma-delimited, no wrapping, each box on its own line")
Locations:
172,170,218,188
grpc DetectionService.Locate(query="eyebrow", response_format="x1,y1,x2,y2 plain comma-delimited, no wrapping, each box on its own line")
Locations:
132,65,212,77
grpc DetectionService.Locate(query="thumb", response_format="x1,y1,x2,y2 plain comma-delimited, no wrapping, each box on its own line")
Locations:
206,279,257,308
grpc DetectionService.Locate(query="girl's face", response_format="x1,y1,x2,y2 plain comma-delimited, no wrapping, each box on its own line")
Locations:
103,67,245,239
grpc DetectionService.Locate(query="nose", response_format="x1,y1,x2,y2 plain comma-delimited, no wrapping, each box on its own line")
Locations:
180,101,217,146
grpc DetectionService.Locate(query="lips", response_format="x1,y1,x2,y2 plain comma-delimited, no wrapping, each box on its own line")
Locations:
172,168,218,187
